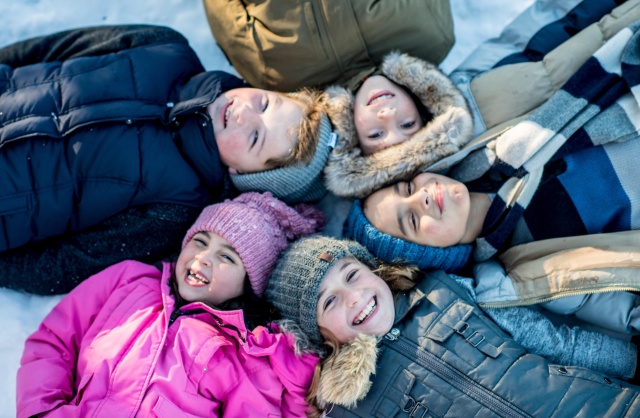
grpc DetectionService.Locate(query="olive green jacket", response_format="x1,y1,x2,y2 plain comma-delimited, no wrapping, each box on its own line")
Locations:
203,0,454,91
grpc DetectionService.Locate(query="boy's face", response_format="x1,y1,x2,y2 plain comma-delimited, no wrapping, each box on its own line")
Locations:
316,257,395,344
175,231,246,306
208,88,303,174
363,172,471,247
354,75,423,155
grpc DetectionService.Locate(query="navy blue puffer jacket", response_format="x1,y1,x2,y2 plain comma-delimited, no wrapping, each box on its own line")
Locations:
0,38,244,251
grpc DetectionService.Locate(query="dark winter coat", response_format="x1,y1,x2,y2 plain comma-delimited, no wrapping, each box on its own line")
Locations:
0,31,244,252
321,271,640,417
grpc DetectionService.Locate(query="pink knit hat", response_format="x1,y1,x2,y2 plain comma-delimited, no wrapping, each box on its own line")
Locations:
182,192,324,297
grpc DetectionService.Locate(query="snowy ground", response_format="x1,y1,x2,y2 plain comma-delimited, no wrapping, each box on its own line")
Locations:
0,0,534,416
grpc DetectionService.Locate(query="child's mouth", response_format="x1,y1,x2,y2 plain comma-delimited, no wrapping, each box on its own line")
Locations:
367,91,394,106
434,183,444,214
222,100,233,128
186,270,209,286
353,297,377,325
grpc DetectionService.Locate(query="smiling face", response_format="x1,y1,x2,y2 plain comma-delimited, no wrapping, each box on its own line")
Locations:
209,88,304,174
175,231,246,306
316,257,395,344
363,172,473,247
353,75,423,155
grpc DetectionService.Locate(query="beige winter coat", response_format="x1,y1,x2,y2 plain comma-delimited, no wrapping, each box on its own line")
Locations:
479,230,640,308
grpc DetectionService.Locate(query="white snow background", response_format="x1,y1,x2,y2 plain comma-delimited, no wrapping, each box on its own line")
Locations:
0,0,535,416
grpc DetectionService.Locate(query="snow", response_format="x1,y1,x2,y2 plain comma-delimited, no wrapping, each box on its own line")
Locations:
0,0,534,416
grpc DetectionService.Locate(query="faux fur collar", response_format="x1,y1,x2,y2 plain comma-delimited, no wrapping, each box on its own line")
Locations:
315,334,379,409
276,320,379,409
323,51,474,198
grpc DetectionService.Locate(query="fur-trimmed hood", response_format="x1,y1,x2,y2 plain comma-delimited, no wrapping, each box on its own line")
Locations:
323,51,474,198
275,319,380,410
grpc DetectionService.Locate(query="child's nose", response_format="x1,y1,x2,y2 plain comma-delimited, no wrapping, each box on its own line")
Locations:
235,103,256,125
195,251,212,267
377,107,396,120
409,187,429,211
346,288,363,307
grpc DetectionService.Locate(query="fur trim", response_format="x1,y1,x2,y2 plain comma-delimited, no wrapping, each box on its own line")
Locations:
274,319,327,357
316,334,379,409
324,51,474,198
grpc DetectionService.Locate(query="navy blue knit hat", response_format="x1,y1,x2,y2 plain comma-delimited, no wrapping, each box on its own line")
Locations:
344,200,472,273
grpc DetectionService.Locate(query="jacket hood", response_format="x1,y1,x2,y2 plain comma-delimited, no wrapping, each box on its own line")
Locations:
275,319,379,410
323,51,474,198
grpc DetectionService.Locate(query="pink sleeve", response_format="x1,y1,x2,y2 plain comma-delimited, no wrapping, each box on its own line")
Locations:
269,332,319,418
16,261,150,418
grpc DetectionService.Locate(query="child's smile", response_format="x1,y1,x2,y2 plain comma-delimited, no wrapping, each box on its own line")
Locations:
364,172,472,247
176,231,246,306
316,257,395,344
208,88,303,174
353,75,423,155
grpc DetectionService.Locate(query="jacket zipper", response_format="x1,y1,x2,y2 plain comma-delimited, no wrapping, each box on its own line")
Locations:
479,286,640,308
382,329,532,418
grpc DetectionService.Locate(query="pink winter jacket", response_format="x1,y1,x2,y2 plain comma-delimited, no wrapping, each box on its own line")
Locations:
17,260,318,417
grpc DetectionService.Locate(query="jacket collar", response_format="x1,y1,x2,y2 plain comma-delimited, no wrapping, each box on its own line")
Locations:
168,71,247,119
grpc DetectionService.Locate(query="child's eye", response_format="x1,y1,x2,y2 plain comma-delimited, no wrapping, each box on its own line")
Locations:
406,182,413,195
194,237,207,247
410,212,417,232
368,131,382,139
401,121,415,129
250,131,259,148
346,269,357,282
323,296,335,311
221,254,236,264
262,96,269,112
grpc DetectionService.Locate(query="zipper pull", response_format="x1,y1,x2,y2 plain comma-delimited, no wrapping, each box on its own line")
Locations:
384,328,400,341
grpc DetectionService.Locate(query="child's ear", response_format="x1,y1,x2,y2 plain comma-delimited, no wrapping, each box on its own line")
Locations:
228,167,239,174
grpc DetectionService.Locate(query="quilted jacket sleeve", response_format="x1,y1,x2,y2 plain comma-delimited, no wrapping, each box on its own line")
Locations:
0,24,188,67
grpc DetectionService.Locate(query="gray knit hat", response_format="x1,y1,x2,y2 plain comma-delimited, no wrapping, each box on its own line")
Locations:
266,235,375,347
230,114,333,204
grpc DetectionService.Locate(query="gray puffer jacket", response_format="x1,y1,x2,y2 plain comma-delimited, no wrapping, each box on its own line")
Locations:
320,271,640,417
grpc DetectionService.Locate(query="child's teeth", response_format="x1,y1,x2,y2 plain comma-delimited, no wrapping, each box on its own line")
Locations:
354,299,376,325
189,270,209,284
370,93,393,105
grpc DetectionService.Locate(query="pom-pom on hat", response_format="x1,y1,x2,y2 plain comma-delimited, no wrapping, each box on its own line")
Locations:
182,192,324,297
230,114,333,204
266,235,375,347
344,200,472,273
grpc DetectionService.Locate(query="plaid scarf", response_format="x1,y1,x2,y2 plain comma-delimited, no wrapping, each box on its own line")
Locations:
450,20,640,261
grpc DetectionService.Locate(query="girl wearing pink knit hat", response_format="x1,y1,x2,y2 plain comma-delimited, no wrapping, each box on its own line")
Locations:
17,192,324,418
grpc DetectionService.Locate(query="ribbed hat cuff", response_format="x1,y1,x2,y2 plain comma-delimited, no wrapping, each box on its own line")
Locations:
345,200,472,273
230,114,333,203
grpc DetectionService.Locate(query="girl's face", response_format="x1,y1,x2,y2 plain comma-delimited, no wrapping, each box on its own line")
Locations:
316,257,395,344
363,172,472,247
353,75,423,155
175,231,246,306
